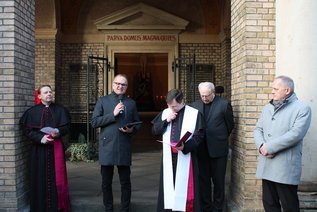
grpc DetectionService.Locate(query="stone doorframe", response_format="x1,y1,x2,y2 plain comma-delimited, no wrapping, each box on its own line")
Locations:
105,40,178,94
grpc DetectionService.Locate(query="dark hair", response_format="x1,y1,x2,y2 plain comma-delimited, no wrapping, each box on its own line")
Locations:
38,85,52,94
166,89,183,104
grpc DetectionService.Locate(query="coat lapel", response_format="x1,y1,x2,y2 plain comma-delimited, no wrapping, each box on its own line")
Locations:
197,100,204,114
206,96,218,122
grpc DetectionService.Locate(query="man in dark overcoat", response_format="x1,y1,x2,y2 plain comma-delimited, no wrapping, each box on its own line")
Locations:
91,74,141,212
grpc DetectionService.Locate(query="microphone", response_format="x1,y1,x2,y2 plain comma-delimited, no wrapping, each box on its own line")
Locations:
118,95,124,114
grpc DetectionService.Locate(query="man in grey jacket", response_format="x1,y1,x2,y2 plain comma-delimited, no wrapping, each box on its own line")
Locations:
254,75,311,212
91,74,141,212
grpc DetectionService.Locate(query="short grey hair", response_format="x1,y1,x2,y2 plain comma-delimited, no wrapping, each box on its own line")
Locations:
198,82,215,93
275,75,294,92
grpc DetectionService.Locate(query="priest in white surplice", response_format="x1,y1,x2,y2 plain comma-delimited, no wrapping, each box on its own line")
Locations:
152,89,205,212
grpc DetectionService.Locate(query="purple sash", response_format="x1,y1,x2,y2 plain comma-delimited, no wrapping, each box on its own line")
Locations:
54,138,71,212
186,157,194,212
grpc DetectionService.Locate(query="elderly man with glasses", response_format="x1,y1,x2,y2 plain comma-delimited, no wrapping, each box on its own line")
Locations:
191,82,234,212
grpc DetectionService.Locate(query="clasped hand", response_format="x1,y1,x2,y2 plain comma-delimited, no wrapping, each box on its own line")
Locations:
260,143,275,158
41,129,59,144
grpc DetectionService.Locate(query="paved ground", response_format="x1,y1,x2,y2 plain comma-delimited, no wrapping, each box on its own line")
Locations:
67,151,161,212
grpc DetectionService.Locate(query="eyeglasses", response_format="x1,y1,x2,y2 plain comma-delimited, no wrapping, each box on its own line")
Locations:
200,93,212,98
113,82,128,87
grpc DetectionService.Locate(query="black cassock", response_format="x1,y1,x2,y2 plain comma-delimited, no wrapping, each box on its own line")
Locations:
151,106,205,212
20,103,71,212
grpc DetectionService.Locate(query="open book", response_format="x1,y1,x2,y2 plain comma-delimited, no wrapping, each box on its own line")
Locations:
157,131,192,147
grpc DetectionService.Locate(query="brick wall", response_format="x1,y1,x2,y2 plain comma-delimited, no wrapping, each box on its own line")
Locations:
180,43,222,81
179,43,228,101
55,43,228,113
55,38,62,102
35,39,57,91
230,0,275,210
221,37,232,98
58,43,104,132
0,0,35,211
59,43,104,108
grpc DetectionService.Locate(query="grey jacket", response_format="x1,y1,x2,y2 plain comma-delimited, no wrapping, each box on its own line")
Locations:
254,93,311,185
91,92,140,166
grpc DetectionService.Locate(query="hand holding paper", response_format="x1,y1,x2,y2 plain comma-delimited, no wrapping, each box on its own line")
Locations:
157,131,192,150
40,127,59,140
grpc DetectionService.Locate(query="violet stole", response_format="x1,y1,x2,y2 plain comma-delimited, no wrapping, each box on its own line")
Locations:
186,158,194,212
53,138,71,211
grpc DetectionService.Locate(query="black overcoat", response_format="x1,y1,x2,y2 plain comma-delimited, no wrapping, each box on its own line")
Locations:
191,96,234,158
91,92,140,166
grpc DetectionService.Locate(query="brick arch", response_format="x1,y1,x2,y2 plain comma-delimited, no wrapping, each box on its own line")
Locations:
35,0,57,28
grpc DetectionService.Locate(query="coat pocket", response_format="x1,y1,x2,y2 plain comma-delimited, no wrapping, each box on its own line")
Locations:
102,136,112,147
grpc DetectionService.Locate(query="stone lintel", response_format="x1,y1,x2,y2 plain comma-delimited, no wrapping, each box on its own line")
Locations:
35,28,60,40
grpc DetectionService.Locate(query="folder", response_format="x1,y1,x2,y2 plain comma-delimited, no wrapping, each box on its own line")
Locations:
157,131,192,147
124,121,143,128
175,131,192,147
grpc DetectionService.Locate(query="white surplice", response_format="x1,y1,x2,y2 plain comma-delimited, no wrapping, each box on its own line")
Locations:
161,105,198,211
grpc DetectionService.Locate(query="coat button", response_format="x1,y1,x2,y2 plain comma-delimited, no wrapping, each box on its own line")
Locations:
268,134,271,137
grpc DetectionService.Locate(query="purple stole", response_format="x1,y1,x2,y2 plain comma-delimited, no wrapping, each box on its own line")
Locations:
185,158,194,212
53,138,71,212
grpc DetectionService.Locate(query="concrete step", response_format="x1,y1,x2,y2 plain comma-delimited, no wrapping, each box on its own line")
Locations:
299,191,317,211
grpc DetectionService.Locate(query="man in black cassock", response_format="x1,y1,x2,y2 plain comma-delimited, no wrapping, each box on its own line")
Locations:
20,85,71,212
151,89,204,212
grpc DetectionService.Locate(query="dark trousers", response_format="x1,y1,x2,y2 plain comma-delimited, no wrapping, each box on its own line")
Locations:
210,156,227,212
101,165,131,212
198,148,212,212
262,179,299,212
198,150,227,212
